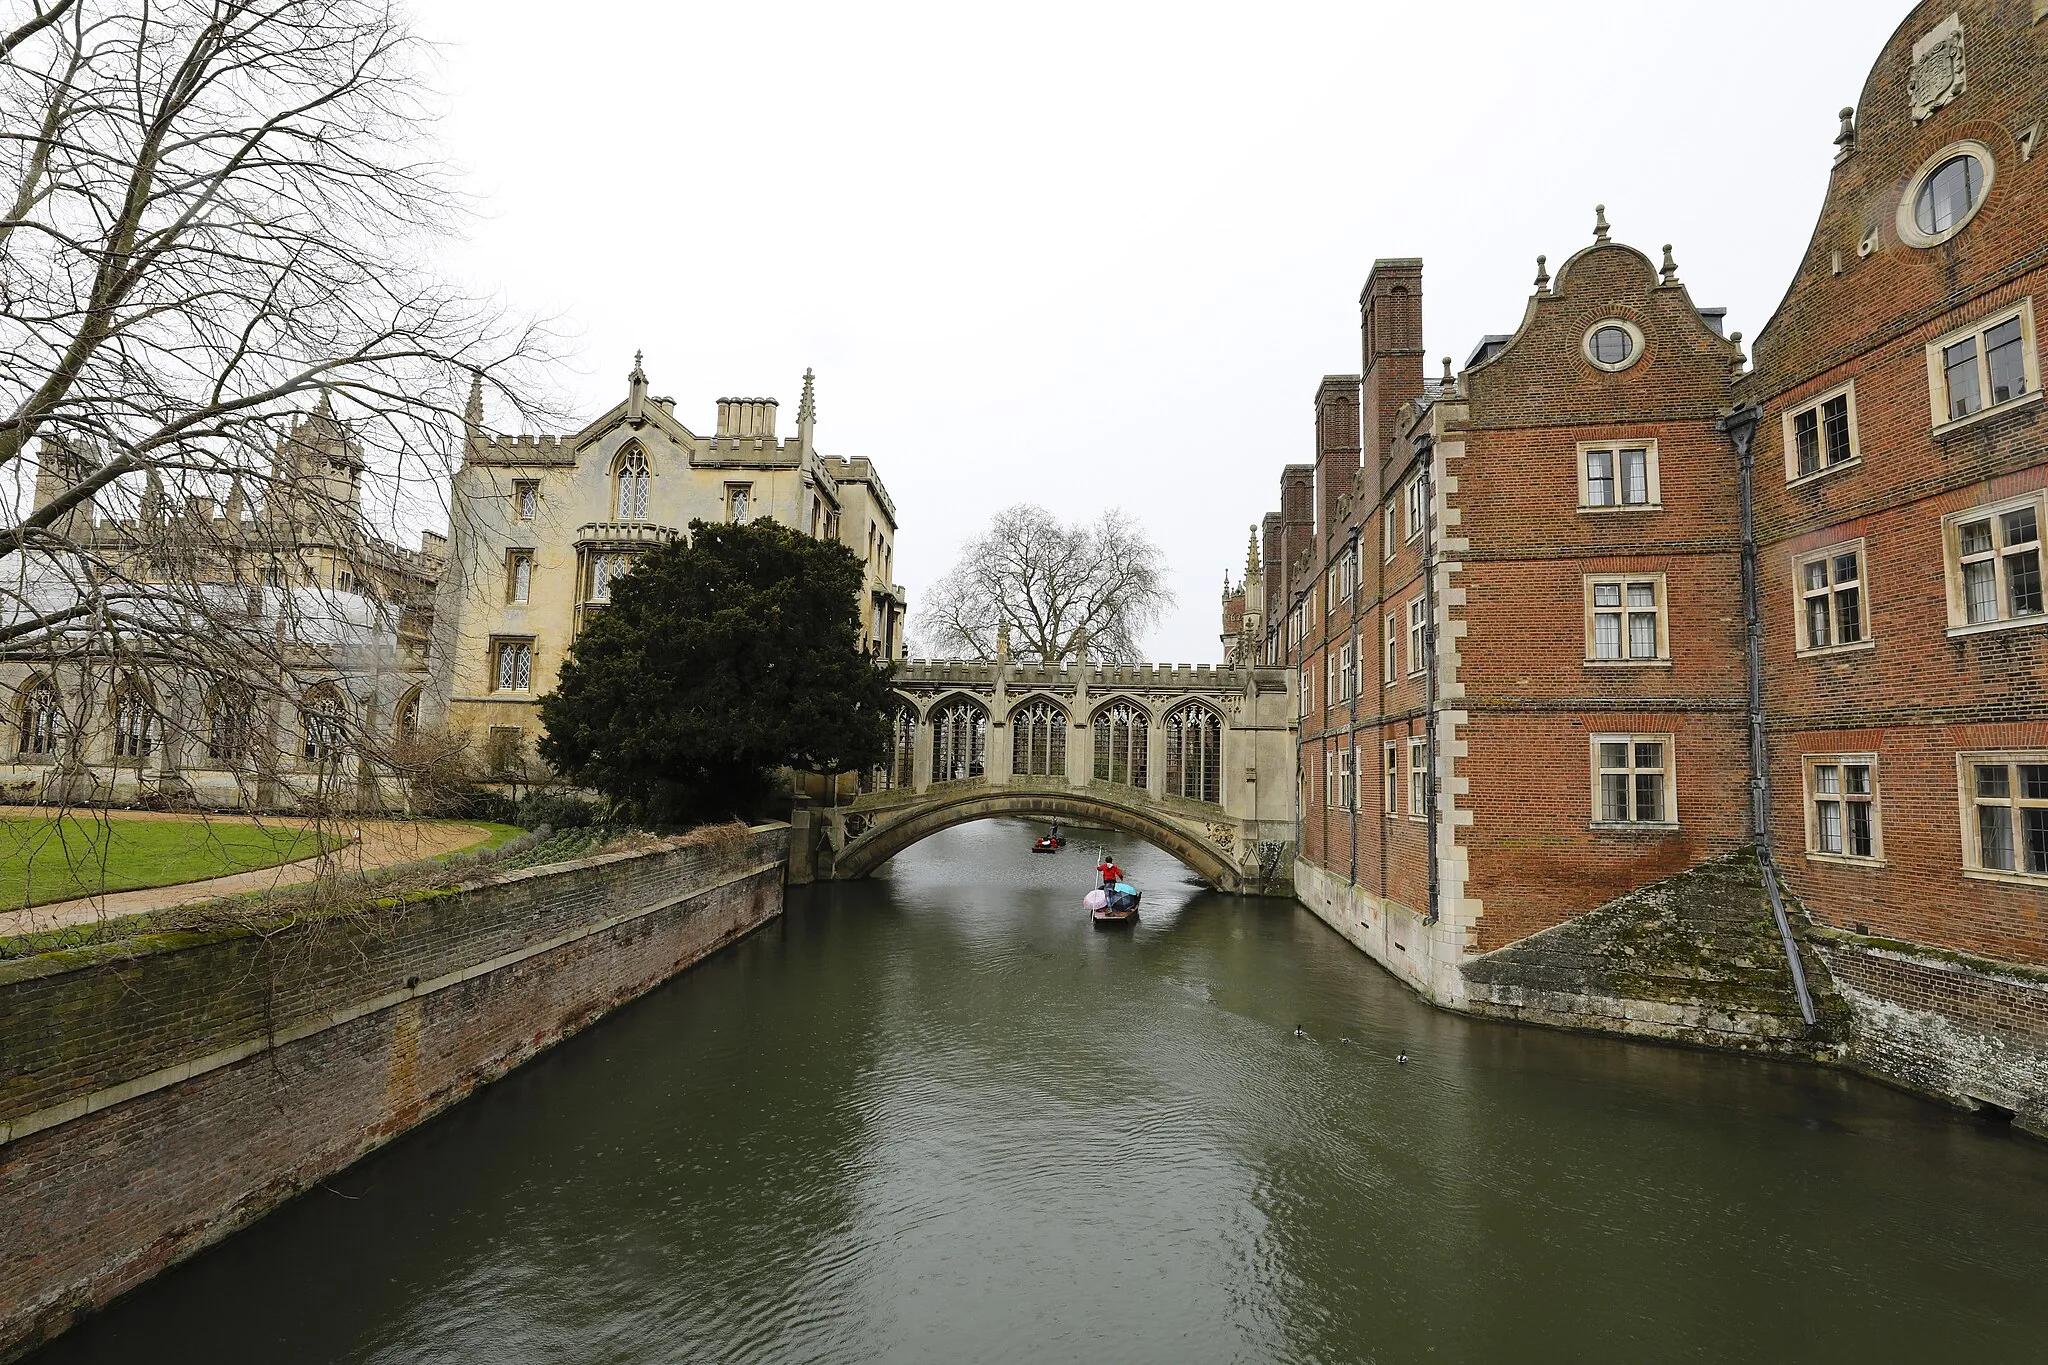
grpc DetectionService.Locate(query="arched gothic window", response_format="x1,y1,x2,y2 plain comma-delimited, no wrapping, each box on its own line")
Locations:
930,699,987,783
614,446,650,522
863,705,917,793
300,684,346,765
111,682,157,760
18,677,60,756
206,685,253,766
1164,701,1224,804
1093,701,1148,788
394,688,422,745
1011,699,1067,778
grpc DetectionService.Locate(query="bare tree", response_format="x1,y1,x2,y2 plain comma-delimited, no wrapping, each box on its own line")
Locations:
914,504,1173,665
0,0,556,823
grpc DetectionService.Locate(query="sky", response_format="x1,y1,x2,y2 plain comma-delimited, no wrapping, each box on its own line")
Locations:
417,0,1911,663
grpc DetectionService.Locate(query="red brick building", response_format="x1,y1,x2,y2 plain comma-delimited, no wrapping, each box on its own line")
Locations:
1251,0,2048,1099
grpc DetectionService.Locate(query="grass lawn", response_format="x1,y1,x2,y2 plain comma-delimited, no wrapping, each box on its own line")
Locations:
0,815,341,910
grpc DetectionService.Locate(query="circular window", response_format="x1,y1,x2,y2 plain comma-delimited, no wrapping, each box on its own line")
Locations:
1583,320,1644,373
1898,141,1996,248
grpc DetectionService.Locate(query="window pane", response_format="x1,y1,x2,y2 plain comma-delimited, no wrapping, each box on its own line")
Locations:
1821,395,1852,465
1945,340,1982,420
1803,559,1830,592
1599,742,1629,769
1844,764,1871,796
1629,612,1657,658
1960,519,1994,555
1627,582,1656,608
2004,507,2040,547
1635,741,1664,770
1594,614,1621,658
1986,318,2027,405
1816,800,1842,853
1635,772,1665,823
2021,765,2048,801
1976,764,2011,799
1812,764,1840,794
1917,154,1982,235
1980,806,2015,871
1592,326,1633,365
2008,548,2043,617
2025,809,2048,876
1621,449,1648,504
1836,586,1861,644
1601,772,1630,823
1586,450,1613,505
1964,560,1997,623
1793,409,1819,475
1593,583,1621,607
1833,553,1859,584
1847,802,1874,858
1806,595,1832,649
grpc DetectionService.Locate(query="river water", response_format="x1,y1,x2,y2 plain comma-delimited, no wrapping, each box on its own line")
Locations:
35,819,2048,1363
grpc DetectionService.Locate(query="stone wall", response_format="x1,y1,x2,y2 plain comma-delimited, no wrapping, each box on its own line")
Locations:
0,825,788,1362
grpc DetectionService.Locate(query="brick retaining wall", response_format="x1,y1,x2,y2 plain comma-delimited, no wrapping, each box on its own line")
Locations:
0,826,788,1362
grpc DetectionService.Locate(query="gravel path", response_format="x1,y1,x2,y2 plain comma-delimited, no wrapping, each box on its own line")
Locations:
0,813,496,940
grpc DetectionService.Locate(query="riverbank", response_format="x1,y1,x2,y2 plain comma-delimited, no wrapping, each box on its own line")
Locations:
0,823,789,1363
1295,847,2048,1140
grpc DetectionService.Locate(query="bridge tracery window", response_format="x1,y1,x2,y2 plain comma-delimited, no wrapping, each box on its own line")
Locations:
864,705,917,793
1011,699,1067,779
614,446,650,522
18,677,61,757
1165,701,1223,805
931,699,987,783
1093,700,1148,789
111,681,157,761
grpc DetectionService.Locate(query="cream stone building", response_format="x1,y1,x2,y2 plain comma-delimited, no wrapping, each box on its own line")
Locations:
432,357,907,777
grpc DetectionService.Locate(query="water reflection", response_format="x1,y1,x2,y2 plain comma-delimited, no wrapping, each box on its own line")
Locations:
33,818,2048,1364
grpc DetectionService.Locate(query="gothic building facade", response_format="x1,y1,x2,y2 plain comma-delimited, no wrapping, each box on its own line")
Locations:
429,358,907,780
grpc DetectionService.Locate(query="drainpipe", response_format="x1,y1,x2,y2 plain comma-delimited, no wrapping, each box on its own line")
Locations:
1419,436,1441,928
1723,403,1817,1028
1347,525,1361,886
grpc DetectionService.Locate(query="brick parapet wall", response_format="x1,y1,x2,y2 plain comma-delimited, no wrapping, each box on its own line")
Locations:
0,826,788,1361
1815,934,2048,1137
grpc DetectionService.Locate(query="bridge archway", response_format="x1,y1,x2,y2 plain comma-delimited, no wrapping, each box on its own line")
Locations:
831,788,1240,890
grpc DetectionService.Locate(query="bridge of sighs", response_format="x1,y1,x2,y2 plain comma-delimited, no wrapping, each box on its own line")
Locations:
790,660,1298,894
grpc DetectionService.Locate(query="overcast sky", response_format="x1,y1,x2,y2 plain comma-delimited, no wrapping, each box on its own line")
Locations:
419,0,1908,663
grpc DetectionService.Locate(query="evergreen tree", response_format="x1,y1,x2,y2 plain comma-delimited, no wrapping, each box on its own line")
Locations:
539,519,896,822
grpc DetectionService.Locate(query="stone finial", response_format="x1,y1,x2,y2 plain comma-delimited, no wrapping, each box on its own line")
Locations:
630,349,646,383
798,367,817,426
1534,254,1551,292
1593,204,1610,242
1660,244,1679,284
1835,106,1858,155
463,369,483,430
1246,526,1260,579
996,620,1012,662
626,350,647,424
1441,356,1455,386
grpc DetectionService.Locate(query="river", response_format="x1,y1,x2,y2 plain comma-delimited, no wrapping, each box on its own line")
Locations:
33,819,2048,1363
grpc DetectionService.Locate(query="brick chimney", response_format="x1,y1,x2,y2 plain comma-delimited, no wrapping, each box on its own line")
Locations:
1313,375,1362,545
1360,258,1425,496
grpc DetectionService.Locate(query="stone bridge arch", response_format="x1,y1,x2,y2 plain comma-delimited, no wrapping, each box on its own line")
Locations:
828,787,1241,890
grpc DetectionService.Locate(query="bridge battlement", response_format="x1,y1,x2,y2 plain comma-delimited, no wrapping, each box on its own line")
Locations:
793,659,1299,894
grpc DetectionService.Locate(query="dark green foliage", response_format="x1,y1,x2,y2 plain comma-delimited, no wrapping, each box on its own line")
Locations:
538,519,896,823
514,790,596,830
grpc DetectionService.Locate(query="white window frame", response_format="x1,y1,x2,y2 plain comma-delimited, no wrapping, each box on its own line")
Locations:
1406,596,1427,676
1589,733,1678,829
1576,440,1662,511
1383,741,1399,816
1407,738,1427,820
1583,573,1670,665
1384,612,1399,684
1383,502,1397,561
1957,750,2048,883
1941,490,2047,636
1803,754,1883,865
1326,652,1339,707
1299,662,1313,717
1338,639,1355,702
1405,476,1426,542
1338,746,1354,812
1324,751,1337,810
1792,540,1872,656
1781,381,1862,485
1926,298,2040,434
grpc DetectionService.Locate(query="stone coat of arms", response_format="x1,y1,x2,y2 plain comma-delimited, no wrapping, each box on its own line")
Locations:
1909,15,1965,124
